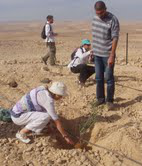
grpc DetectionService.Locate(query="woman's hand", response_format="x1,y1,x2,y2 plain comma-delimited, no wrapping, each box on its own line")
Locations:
64,135,74,145
54,119,74,145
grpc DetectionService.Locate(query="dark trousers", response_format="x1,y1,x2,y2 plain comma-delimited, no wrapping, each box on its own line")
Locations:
71,64,95,83
95,56,115,103
43,42,56,65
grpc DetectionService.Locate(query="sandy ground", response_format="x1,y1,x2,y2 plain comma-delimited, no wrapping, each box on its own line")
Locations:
0,21,142,166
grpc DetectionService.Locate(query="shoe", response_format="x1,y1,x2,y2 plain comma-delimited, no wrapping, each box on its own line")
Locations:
50,63,55,66
42,57,47,65
106,102,114,110
16,131,31,144
94,100,105,107
78,81,86,87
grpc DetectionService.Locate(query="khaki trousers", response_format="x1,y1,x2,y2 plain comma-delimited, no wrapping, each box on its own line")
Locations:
43,42,56,65
11,112,51,133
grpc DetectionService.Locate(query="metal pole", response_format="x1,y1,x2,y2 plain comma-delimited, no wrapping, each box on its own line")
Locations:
126,33,129,64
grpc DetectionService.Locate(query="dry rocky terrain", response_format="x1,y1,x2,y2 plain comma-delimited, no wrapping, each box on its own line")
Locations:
0,21,142,166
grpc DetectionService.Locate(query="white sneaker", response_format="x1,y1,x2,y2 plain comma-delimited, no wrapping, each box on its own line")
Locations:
16,131,31,144
106,102,114,111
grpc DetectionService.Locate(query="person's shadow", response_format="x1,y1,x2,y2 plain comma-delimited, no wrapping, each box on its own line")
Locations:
114,95,142,109
115,75,137,82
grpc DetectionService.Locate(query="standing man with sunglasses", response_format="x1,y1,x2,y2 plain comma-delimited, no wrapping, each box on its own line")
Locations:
92,1,120,109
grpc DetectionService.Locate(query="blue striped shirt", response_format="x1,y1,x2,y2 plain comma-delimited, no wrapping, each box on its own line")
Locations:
92,12,120,57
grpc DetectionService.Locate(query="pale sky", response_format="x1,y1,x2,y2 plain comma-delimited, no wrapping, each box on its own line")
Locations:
0,0,142,22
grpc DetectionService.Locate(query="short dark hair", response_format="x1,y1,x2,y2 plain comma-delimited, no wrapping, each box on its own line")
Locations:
46,15,53,20
94,1,106,10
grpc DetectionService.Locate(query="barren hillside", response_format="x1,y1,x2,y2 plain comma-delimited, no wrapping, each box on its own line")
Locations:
0,21,142,166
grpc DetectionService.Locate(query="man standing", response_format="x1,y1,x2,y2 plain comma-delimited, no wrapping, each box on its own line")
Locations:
42,15,57,66
92,1,120,109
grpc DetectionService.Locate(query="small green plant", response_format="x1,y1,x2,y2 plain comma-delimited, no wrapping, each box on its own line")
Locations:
79,101,98,136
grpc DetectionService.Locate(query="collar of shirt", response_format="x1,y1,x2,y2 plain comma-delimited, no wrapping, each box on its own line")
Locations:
82,47,86,53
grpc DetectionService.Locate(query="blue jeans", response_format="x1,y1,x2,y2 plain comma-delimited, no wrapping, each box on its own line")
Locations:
95,56,115,103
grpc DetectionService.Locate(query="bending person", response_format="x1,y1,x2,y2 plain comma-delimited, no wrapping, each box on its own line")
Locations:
92,1,120,109
68,39,95,87
10,82,74,145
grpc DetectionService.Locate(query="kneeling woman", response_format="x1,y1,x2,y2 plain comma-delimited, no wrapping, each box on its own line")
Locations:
10,82,74,145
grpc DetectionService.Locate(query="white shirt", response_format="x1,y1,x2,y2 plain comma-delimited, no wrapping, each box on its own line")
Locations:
68,47,91,68
37,89,58,121
45,21,55,43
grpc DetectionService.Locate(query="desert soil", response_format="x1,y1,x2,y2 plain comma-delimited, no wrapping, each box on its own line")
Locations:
0,21,142,166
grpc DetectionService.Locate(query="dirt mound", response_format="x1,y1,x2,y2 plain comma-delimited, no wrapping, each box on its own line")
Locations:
90,118,142,166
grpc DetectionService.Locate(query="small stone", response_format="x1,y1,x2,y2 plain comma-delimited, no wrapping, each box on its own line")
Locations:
29,164,34,166
15,140,19,144
26,161,34,166
109,152,113,156
13,60,17,64
115,161,122,166
61,102,66,106
5,156,9,160
25,147,33,152
57,158,62,163
41,150,47,155
60,160,67,164
74,143,83,149
1,139,8,144
41,78,52,84
71,150,77,156
3,160,8,164
0,60,6,65
8,79,18,88
36,142,42,147
42,66,49,71
80,155,86,162
48,160,54,165
76,160,82,165
8,138,13,143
